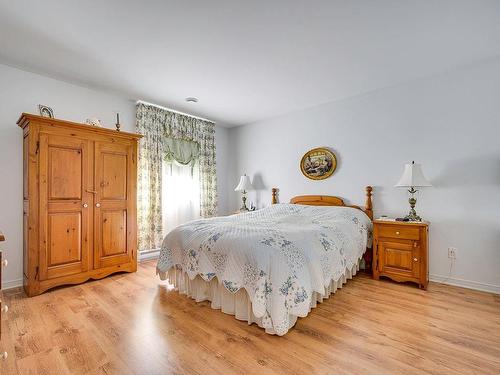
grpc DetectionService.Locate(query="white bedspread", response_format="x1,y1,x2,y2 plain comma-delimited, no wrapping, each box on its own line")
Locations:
157,203,372,335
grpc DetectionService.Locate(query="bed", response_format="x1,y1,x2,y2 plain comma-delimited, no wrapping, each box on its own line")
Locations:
156,186,373,336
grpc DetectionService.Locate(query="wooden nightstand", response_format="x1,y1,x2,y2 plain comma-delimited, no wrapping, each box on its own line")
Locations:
372,220,429,289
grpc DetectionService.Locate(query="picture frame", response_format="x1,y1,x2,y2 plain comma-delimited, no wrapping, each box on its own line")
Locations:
300,147,337,180
38,105,54,118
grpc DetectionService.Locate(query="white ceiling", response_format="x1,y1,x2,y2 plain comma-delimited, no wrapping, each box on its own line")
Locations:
1,1,499,126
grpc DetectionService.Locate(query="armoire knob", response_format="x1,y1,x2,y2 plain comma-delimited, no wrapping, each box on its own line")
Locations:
1,259,7,267
1,304,8,313
83,203,88,208
96,203,101,208
0,351,7,360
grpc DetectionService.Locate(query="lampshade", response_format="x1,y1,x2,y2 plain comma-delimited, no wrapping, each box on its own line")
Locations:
395,161,432,187
234,174,253,191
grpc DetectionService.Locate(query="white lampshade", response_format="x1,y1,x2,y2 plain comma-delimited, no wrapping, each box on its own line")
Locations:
395,161,432,187
234,174,253,192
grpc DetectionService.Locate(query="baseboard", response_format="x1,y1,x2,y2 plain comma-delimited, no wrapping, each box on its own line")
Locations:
138,249,160,262
429,274,500,295
2,278,23,290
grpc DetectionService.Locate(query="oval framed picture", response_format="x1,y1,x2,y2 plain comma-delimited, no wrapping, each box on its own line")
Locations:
300,147,337,180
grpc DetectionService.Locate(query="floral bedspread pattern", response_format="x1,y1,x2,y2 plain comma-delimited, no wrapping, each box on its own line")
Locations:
157,204,372,335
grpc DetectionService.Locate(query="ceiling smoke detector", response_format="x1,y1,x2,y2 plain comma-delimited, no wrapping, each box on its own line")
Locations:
185,97,198,103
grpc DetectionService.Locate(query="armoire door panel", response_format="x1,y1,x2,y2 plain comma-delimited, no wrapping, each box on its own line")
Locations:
101,152,128,200
39,133,92,281
101,210,127,257
48,212,82,266
48,146,83,200
94,141,134,269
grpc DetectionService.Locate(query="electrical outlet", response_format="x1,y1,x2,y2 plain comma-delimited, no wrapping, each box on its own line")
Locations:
448,247,457,259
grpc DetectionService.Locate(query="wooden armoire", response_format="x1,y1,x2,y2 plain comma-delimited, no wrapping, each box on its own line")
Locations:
18,114,142,296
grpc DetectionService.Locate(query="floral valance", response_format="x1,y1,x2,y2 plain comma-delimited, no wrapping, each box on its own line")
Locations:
164,137,200,166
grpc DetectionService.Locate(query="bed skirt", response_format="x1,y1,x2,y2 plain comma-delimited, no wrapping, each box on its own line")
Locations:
162,260,361,335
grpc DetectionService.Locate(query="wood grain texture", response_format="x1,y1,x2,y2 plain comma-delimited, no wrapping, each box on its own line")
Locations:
0,250,3,341
271,188,278,205
17,114,141,140
93,141,135,270
19,114,140,296
373,220,429,289
1,238,7,357
290,195,345,206
1,261,499,374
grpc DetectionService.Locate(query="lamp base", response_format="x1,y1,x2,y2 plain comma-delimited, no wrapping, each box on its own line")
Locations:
240,192,249,211
404,209,422,222
405,188,422,221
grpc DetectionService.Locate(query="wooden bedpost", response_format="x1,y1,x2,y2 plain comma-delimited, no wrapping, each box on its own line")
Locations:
271,188,278,204
364,186,374,271
365,186,373,220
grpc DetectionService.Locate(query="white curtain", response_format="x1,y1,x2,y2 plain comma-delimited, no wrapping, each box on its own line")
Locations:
162,160,201,235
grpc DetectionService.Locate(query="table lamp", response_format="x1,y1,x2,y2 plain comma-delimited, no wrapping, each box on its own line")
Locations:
395,161,432,221
234,174,253,211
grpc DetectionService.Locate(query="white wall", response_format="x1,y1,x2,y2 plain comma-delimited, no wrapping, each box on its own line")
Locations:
228,58,500,293
0,63,230,288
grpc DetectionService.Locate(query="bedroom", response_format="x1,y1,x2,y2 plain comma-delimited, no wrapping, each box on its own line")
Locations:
0,1,499,374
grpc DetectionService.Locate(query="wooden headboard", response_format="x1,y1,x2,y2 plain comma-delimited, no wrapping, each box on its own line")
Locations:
272,186,373,220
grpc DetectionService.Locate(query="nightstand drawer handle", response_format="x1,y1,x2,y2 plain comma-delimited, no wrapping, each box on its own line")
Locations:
395,231,400,235
0,351,7,361
1,259,7,267
1,304,8,313
413,258,418,262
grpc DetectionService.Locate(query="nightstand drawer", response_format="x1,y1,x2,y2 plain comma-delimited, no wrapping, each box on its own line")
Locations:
378,225,419,240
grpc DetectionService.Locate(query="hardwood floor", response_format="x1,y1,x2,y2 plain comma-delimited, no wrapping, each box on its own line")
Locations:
1,261,499,375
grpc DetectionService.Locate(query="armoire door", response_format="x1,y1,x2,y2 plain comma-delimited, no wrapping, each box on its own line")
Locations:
94,140,135,269
38,133,92,280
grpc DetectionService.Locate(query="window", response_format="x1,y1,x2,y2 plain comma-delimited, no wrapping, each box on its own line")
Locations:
161,148,201,235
